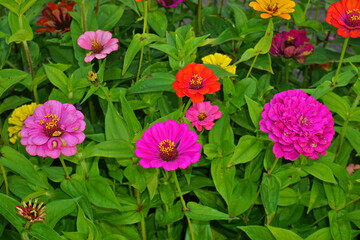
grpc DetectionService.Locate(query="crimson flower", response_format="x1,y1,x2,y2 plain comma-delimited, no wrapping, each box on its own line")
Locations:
36,0,75,33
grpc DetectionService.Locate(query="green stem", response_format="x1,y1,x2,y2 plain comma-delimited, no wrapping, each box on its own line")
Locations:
244,158,280,222
302,0,311,21
0,165,9,195
136,0,148,83
22,41,34,80
59,155,70,180
81,0,87,32
219,0,225,16
179,99,192,121
335,95,360,160
95,0,100,16
21,231,30,240
332,37,349,85
284,59,290,85
33,84,39,104
135,189,147,240
314,0,321,21
81,160,89,181
165,205,171,239
5,60,17,69
172,171,195,240
196,0,202,36
246,19,272,78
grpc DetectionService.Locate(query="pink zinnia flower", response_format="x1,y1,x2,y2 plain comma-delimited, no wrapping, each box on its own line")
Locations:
20,100,86,159
135,120,201,171
259,89,335,161
185,101,222,131
77,30,119,62
156,0,186,8
346,163,360,175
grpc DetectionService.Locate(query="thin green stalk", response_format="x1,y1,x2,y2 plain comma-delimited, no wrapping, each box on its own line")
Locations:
284,59,290,85
196,0,202,36
59,155,70,180
33,84,39,104
95,0,100,16
219,0,225,16
5,60,16,69
179,99,192,121
22,41,34,80
81,0,87,32
302,0,311,21
171,7,176,25
21,232,30,240
81,160,89,181
0,165,9,195
332,37,350,85
172,171,195,240
335,95,360,160
245,158,279,222
136,189,147,240
165,205,171,239
246,19,272,78
314,0,321,21
136,0,148,83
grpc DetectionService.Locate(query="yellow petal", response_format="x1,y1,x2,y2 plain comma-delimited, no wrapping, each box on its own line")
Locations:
276,13,291,20
260,13,273,18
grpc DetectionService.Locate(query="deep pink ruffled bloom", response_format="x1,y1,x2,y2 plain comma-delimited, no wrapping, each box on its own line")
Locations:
259,89,335,161
77,30,118,62
135,120,201,171
185,101,222,131
156,0,186,8
20,100,86,159
269,29,314,64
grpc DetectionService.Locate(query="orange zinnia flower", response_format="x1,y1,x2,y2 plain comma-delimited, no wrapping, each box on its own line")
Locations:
173,63,220,103
325,0,360,38
249,0,295,20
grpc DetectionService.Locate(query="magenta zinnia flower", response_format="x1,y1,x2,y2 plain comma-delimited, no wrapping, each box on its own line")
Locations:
185,101,222,131
269,29,314,64
16,198,47,224
20,100,86,159
135,120,201,171
77,30,119,62
156,0,186,8
259,89,335,161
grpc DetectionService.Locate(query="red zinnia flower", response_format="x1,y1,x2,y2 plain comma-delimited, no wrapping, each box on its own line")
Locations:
16,198,47,224
326,0,360,38
36,0,75,33
173,63,220,103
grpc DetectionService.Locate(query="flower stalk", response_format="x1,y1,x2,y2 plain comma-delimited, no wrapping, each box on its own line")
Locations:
59,155,70,180
332,37,349,85
0,164,9,195
172,171,195,240
196,0,202,36
81,0,87,32
136,0,148,83
135,189,147,240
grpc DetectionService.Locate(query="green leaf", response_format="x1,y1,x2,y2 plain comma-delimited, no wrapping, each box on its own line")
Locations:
97,4,124,31
211,158,235,204
239,226,275,240
43,64,69,95
329,210,351,240
305,228,332,240
267,225,303,240
83,140,135,159
237,48,256,63
86,176,122,211
150,43,180,60
44,198,79,228
124,165,146,192
307,179,328,213
344,126,360,156
0,0,19,14
302,162,337,184
105,101,130,142
203,64,237,78
127,72,176,94
95,211,141,225
7,13,33,42
18,0,37,15
323,182,346,210
120,91,142,139
228,180,257,216
185,202,236,221
27,223,63,240
260,173,281,221
157,201,184,226
148,9,167,37
7,29,33,43
245,96,263,128
321,92,350,120
0,194,24,232
229,135,263,165
0,69,29,97
278,188,298,206
254,18,273,54
0,96,31,114
0,146,48,188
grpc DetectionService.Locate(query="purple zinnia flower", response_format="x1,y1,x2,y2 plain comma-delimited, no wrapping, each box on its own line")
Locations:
259,89,335,161
135,120,201,171
156,0,186,8
20,100,86,159
269,29,314,64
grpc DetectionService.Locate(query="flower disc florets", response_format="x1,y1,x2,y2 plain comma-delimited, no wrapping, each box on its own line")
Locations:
16,198,47,224
259,89,335,160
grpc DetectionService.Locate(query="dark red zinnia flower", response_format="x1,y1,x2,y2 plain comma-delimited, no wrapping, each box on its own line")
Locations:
326,0,360,38
36,0,75,33
269,29,314,64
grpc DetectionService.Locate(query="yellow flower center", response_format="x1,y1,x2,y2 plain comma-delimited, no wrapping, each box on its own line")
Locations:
87,71,98,82
189,74,203,90
345,9,360,27
158,139,178,161
198,111,207,121
40,114,63,137
90,39,104,54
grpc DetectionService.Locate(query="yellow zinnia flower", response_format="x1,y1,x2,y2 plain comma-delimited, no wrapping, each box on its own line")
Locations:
202,53,236,74
249,0,296,20
8,103,39,144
